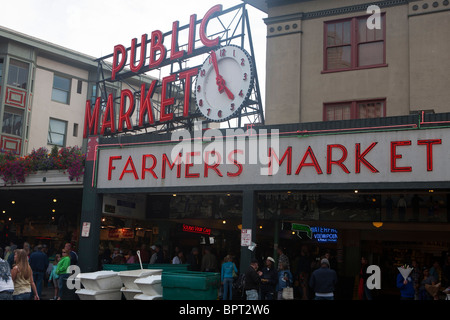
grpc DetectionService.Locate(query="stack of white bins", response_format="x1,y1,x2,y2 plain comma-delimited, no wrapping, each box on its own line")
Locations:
134,274,163,300
118,269,163,300
75,271,123,300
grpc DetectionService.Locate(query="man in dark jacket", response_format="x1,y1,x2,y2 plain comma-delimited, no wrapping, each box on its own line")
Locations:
260,257,278,300
29,245,49,299
245,259,262,300
309,258,337,300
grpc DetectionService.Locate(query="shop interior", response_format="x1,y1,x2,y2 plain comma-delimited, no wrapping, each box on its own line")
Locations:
2,188,448,299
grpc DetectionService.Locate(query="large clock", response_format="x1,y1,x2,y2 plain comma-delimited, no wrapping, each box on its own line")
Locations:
195,45,255,122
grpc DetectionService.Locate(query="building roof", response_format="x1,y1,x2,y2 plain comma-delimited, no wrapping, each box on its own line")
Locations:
0,25,98,69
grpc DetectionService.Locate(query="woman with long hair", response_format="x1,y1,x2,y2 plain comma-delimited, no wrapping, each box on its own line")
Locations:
10,249,39,300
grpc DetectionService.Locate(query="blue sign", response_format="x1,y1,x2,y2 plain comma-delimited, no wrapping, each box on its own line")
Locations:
310,227,338,243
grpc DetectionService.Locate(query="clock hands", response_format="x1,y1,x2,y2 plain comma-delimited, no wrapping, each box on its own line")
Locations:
210,50,234,100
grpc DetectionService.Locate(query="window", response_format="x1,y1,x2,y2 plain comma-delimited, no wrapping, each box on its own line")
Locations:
7,59,29,89
52,75,71,104
73,123,79,137
77,80,82,94
2,107,24,137
324,99,385,121
324,14,385,71
48,118,67,147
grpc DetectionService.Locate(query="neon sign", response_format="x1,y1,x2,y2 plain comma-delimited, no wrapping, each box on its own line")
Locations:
182,223,211,235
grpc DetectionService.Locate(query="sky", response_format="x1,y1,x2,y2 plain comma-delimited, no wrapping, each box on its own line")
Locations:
1,0,268,108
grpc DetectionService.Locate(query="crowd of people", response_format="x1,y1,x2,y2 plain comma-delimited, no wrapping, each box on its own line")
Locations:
0,241,78,300
3,239,450,301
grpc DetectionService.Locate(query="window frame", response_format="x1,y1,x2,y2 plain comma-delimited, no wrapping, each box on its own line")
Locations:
323,13,387,73
323,98,386,121
51,74,72,104
7,58,30,90
47,118,68,147
2,108,24,137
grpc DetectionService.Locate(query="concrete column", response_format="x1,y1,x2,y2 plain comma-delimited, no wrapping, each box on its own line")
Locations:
78,152,102,273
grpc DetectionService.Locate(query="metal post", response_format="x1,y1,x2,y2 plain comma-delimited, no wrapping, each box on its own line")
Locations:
239,189,257,274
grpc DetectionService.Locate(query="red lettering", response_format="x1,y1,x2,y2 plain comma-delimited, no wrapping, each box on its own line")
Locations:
160,74,176,122
170,21,185,60
199,5,222,47
139,82,157,127
204,150,223,177
149,30,166,69
130,34,147,73
355,142,378,173
417,139,442,171
185,152,200,178
187,14,196,55
111,44,127,80
118,89,135,132
178,68,199,117
100,94,116,135
119,156,139,180
268,147,292,175
391,141,412,172
83,98,100,138
227,149,243,177
161,153,182,179
327,144,350,174
108,156,122,180
295,146,323,175
142,154,158,179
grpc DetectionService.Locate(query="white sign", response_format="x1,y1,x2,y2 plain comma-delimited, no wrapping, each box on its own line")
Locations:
241,229,252,246
81,222,91,237
95,127,450,189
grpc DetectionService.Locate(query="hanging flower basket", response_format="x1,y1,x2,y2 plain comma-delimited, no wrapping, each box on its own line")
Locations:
0,145,86,186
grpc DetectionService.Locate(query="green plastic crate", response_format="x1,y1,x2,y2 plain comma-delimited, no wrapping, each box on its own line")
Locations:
161,271,220,300
146,264,190,272
102,264,129,272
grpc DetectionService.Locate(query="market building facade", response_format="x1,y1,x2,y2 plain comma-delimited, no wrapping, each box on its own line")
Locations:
77,1,450,299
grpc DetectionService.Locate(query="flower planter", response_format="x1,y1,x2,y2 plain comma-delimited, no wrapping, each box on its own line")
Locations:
20,170,83,187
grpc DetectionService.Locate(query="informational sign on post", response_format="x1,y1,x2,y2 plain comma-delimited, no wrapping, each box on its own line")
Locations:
81,222,91,237
241,229,252,246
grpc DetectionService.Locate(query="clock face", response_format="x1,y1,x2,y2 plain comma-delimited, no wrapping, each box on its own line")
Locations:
195,45,254,122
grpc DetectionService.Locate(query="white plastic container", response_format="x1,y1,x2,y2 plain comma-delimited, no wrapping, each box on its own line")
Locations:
118,269,162,290
76,288,122,300
134,293,163,300
120,287,142,300
134,275,163,296
76,270,122,291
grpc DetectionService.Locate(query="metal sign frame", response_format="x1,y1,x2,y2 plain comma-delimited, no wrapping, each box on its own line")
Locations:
91,3,264,137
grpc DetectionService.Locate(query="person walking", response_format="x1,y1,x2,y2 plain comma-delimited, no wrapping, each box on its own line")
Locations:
10,249,39,300
396,266,415,300
244,259,262,300
357,256,372,300
29,244,49,299
64,242,78,265
0,256,14,300
276,262,294,300
221,255,238,300
187,247,201,271
201,246,218,272
276,247,290,271
309,258,337,300
260,257,278,300
48,254,61,300
55,247,71,300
